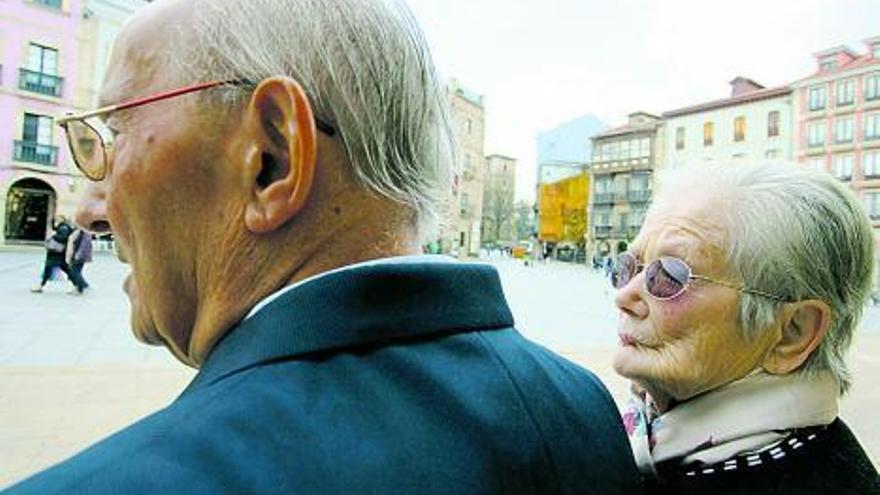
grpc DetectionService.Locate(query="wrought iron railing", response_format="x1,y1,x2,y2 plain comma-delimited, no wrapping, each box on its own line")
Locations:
19,68,63,97
27,0,63,8
627,190,651,202
13,140,58,166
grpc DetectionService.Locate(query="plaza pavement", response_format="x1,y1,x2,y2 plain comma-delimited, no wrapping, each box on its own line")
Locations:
0,249,877,487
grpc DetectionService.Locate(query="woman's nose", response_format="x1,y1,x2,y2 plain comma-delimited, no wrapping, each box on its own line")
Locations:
614,272,649,320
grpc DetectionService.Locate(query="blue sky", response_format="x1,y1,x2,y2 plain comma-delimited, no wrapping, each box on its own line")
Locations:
405,0,880,201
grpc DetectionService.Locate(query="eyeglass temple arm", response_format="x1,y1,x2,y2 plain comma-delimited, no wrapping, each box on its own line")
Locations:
690,275,788,302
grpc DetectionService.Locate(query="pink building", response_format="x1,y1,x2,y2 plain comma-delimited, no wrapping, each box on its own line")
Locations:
0,0,82,244
792,36,880,223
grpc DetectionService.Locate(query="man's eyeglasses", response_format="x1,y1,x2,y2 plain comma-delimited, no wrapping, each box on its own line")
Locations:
57,80,336,181
611,252,788,302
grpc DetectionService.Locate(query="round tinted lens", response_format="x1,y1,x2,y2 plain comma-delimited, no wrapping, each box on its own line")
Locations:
65,121,104,180
612,253,637,289
645,257,690,299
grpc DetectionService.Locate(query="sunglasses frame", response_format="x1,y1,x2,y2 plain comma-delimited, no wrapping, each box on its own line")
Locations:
613,252,789,302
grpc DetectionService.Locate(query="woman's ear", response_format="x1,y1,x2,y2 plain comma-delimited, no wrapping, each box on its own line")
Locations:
239,76,318,234
762,299,832,375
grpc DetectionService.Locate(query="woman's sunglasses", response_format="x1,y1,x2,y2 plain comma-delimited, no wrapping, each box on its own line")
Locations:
611,252,788,302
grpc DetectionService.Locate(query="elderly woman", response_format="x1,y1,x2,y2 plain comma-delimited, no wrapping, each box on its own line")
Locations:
611,163,879,494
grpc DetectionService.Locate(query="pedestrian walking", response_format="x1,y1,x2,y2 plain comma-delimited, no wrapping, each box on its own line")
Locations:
31,217,88,294
66,228,93,293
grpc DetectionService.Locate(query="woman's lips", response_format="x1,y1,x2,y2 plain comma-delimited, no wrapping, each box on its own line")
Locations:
618,332,656,349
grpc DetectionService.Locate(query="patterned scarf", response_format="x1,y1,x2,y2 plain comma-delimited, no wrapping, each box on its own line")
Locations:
622,370,839,475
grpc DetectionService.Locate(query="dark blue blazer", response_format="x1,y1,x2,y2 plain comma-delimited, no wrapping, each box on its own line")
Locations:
5,261,640,494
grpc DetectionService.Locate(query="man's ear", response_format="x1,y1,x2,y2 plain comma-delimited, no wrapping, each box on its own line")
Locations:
241,76,318,234
762,299,832,375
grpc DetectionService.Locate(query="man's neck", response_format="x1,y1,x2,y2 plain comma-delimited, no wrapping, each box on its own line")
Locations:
185,212,420,366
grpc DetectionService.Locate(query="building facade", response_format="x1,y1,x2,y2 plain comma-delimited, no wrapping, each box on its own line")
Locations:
441,79,485,257
0,0,146,244
588,112,663,256
1,0,83,244
537,172,588,250
481,154,516,247
663,77,793,169
791,36,880,280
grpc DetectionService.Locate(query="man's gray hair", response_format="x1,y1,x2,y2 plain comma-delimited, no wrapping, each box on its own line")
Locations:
653,163,875,394
182,0,454,235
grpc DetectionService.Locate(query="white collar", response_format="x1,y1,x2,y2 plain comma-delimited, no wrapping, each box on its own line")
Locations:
244,255,456,320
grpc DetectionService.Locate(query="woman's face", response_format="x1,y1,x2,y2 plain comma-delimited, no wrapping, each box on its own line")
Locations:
613,195,777,407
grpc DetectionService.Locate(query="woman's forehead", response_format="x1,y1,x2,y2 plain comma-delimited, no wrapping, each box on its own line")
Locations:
632,204,729,263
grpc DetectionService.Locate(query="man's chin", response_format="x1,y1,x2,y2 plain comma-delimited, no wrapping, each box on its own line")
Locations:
130,315,164,346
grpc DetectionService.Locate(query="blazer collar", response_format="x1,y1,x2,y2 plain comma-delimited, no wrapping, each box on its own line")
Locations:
185,261,514,393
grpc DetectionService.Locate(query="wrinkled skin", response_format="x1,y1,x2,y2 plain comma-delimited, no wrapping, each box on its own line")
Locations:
613,193,778,411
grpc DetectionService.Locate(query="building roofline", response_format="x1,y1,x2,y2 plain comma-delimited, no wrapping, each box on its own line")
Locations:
662,86,791,118
812,45,858,59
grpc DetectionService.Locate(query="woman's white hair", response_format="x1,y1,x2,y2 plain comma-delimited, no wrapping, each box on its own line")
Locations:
179,0,454,236
652,163,875,395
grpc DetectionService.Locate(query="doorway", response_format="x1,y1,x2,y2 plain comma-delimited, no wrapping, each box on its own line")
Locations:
5,178,56,242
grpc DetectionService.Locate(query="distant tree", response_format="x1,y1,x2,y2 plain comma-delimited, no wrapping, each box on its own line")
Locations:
481,168,516,246
513,200,535,242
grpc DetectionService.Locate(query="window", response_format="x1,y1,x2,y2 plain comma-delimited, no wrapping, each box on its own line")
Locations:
867,73,880,101
675,127,685,150
866,113,880,141
620,140,631,160
460,193,469,216
639,138,651,157
863,191,880,219
820,58,837,71
836,79,855,106
630,173,650,191
28,43,58,75
809,85,827,111
767,111,780,137
608,141,620,161
765,149,780,159
807,122,825,147
22,113,53,144
864,151,880,178
733,116,746,142
595,178,612,193
833,154,853,179
874,45,880,59
834,118,854,143
809,157,826,172
703,122,714,146
618,213,629,230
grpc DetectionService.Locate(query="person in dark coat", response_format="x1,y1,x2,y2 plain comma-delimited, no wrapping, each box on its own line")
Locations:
65,228,93,293
31,217,88,294
3,0,641,493
610,163,879,494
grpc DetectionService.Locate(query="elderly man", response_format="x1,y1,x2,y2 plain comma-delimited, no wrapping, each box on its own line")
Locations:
3,0,639,493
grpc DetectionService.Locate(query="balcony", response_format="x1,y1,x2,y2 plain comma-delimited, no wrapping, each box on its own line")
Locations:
13,141,58,166
594,226,612,239
26,0,62,8
19,68,63,97
627,189,651,203
593,192,614,205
